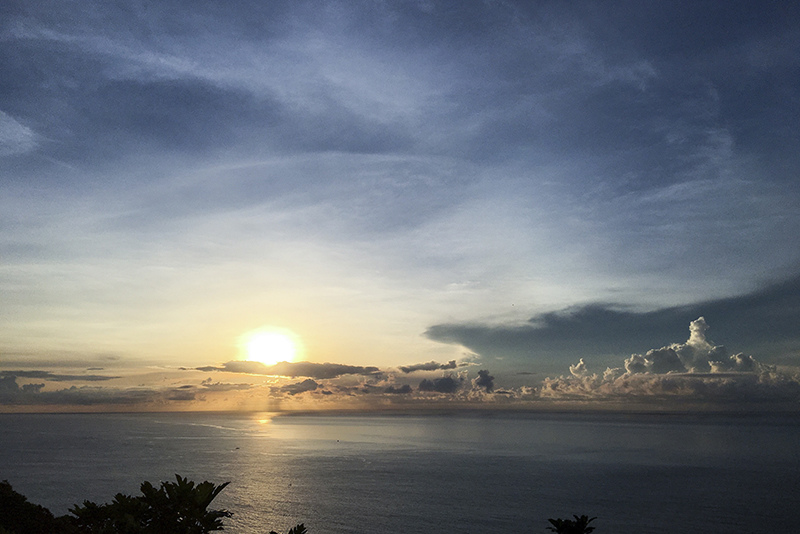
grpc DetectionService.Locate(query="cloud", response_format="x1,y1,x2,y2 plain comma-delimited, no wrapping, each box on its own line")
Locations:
281,379,319,396
398,360,458,373
199,379,253,392
472,370,494,392
426,275,800,370
384,384,413,394
197,360,380,379
569,359,589,378
539,318,800,403
167,386,196,401
0,111,36,156
418,375,463,394
0,370,120,382
0,375,163,406
196,361,270,374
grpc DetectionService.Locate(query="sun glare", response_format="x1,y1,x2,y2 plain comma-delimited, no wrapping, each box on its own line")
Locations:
241,329,299,366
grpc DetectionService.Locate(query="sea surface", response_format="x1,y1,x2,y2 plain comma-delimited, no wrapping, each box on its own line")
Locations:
1,411,799,533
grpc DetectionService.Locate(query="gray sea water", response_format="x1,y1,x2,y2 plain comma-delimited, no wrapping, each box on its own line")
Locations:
1,411,799,533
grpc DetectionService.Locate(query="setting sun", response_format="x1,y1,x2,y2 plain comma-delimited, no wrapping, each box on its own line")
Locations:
241,328,299,366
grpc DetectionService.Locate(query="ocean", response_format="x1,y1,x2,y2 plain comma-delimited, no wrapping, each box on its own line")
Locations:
1,411,798,533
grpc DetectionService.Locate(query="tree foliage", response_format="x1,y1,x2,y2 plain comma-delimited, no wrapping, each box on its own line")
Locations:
271,523,307,534
0,480,76,533
546,514,597,534
69,475,232,533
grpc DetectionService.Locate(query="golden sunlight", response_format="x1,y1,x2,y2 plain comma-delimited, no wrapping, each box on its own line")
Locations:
240,328,299,366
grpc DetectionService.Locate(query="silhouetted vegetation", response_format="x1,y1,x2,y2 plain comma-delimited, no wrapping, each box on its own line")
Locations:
69,475,231,533
547,514,597,534
0,475,308,533
270,524,307,534
0,480,76,533
2,476,596,533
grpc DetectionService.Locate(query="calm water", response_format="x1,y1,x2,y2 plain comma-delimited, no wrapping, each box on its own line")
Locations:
1,411,799,533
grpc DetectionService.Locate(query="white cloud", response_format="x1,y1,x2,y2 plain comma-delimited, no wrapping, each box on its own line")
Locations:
540,318,800,403
0,111,36,156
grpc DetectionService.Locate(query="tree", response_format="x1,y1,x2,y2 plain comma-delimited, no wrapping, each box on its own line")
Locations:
0,479,78,534
546,514,597,534
70,475,232,533
270,523,307,534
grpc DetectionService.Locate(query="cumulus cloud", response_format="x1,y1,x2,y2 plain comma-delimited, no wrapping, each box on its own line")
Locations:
540,317,800,403
418,374,463,394
399,360,458,373
197,360,380,379
472,370,494,392
569,359,589,377
426,276,800,370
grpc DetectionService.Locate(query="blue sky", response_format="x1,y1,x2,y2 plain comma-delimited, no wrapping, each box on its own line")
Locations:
2,1,799,411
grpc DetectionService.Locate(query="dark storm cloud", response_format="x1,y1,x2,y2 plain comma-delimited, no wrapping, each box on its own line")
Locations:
418,375,462,394
398,360,457,373
426,275,800,368
197,361,380,379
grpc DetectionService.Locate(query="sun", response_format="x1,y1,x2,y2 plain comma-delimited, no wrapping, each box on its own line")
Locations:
241,328,299,366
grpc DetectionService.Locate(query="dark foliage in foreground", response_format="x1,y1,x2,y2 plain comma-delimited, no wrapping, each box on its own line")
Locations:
0,480,76,534
1,476,594,533
70,475,231,533
0,476,306,534
547,514,597,534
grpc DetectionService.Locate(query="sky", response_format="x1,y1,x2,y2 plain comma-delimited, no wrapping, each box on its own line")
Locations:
2,0,800,412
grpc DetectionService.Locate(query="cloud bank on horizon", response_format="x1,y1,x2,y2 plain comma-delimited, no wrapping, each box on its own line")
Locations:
2,1,800,411
3,315,799,411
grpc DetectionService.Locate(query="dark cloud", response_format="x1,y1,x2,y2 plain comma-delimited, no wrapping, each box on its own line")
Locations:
197,360,380,379
384,384,412,394
0,375,160,406
398,360,457,373
199,379,253,392
166,387,196,401
473,370,494,392
281,379,319,396
196,361,270,374
426,275,800,369
0,375,254,407
0,370,120,382
267,361,381,379
418,375,462,394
